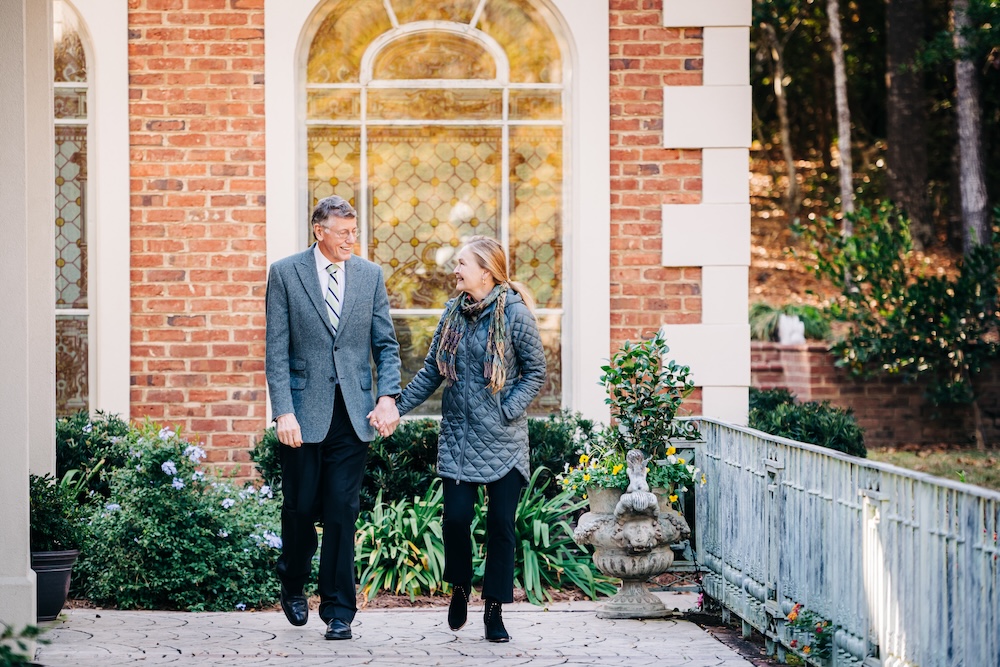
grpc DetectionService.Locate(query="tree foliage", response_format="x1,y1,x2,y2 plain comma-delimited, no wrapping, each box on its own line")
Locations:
798,205,1000,446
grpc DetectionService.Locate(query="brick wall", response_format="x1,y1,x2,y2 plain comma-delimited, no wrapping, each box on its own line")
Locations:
751,342,1000,448
609,0,704,413
128,0,266,476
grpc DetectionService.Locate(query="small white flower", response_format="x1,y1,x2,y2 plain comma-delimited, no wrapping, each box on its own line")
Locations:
158,427,175,441
235,603,246,611
222,498,236,509
161,460,178,476
105,503,121,512
192,470,205,481
262,531,282,549
171,477,185,490
184,445,206,463
260,485,272,498
131,450,142,459
109,436,121,444
218,529,229,538
82,423,93,434
135,465,143,472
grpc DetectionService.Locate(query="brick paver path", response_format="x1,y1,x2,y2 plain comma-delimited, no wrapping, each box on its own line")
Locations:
36,594,753,666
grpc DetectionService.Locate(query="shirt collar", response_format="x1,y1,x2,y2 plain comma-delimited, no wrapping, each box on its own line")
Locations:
314,244,345,274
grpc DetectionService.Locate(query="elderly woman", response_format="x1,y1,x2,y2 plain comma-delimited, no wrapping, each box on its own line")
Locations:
380,235,545,642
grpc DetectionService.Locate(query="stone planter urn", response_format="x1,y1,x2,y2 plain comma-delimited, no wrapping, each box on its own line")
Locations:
573,450,690,619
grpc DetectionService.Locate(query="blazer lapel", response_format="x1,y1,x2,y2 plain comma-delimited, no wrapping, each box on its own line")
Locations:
294,248,337,338
338,255,363,334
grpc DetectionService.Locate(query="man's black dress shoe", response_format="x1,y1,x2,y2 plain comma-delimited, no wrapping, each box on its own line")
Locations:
280,586,309,627
324,618,352,640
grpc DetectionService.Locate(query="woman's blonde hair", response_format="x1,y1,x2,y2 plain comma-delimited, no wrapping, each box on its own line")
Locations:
461,235,536,312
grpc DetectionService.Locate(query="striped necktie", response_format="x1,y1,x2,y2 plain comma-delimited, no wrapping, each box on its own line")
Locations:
325,263,341,334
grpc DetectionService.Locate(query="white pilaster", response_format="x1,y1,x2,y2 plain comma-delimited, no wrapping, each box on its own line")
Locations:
660,0,751,425
74,0,132,419
0,0,44,629
663,0,752,28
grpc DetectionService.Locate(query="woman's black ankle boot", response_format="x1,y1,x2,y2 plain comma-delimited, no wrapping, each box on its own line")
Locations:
448,583,470,630
484,597,509,642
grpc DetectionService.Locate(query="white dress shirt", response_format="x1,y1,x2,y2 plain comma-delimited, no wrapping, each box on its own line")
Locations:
313,244,345,307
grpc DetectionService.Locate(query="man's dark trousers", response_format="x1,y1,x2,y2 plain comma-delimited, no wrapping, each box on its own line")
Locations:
276,386,367,624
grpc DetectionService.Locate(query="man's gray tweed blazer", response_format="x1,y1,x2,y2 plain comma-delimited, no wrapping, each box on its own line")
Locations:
265,247,401,443
397,290,546,484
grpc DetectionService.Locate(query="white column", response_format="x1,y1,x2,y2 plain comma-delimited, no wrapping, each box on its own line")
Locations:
0,0,52,629
27,0,55,475
660,2,751,425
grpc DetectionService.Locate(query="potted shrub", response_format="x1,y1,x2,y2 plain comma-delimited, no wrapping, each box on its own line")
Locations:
559,332,703,512
29,473,87,622
560,333,704,618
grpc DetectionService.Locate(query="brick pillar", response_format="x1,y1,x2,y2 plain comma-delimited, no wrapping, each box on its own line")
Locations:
128,0,266,476
609,0,704,348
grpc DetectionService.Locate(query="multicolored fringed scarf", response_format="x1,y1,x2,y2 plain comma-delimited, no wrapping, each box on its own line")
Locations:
436,283,509,393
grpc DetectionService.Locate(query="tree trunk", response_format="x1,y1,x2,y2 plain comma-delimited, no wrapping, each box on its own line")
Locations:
761,23,800,219
953,0,990,254
826,0,855,231
886,0,932,249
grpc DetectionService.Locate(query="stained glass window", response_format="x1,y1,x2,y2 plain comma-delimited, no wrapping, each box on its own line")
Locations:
306,0,565,416
54,0,89,417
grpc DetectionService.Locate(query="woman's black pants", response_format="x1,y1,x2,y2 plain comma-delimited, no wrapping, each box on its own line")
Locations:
441,468,523,603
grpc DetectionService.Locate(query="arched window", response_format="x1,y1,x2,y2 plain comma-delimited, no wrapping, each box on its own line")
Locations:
53,0,90,417
305,0,566,415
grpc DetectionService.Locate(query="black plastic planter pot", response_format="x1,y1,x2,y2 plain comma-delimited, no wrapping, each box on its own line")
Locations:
31,549,79,622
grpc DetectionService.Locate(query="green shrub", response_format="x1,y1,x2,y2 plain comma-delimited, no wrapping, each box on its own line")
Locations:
749,388,867,457
362,418,440,511
528,410,597,497
76,421,282,611
748,387,797,413
249,426,281,491
355,480,446,601
472,468,617,605
252,413,598,505
56,410,131,499
29,473,88,552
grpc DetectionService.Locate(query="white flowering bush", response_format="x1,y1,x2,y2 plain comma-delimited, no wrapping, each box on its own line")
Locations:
76,420,282,611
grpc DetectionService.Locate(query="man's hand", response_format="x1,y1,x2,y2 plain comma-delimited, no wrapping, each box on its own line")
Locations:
275,413,303,448
367,396,400,438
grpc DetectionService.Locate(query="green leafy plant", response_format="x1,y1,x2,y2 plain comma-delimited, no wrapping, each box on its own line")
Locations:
600,333,700,460
0,624,47,666
785,603,834,661
29,473,88,552
56,410,131,499
797,205,1000,449
76,420,282,611
361,418,440,511
749,301,831,341
749,388,867,457
249,426,281,492
528,411,597,497
354,480,447,601
471,469,618,605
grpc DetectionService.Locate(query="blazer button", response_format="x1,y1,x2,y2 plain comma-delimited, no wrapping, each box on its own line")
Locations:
329,377,335,382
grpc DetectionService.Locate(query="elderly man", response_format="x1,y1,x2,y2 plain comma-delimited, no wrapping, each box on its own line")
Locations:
265,195,401,640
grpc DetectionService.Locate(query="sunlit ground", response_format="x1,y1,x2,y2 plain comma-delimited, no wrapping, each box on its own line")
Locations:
867,448,1000,492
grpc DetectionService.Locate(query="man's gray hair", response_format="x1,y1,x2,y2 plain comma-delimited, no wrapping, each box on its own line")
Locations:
311,195,357,227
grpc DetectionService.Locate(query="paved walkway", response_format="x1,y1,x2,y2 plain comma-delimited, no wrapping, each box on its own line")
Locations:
35,593,752,666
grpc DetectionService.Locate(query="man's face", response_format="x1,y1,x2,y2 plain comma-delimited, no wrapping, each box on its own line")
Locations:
314,215,358,263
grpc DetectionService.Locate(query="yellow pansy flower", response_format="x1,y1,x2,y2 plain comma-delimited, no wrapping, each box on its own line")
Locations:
582,474,591,482
669,494,679,503
677,458,685,465
612,464,624,475
579,454,589,465
666,446,676,456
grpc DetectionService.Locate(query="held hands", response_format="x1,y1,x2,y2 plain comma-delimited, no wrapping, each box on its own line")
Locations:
367,396,400,438
275,413,303,448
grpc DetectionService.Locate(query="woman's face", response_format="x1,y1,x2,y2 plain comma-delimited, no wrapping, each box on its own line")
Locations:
453,247,490,296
